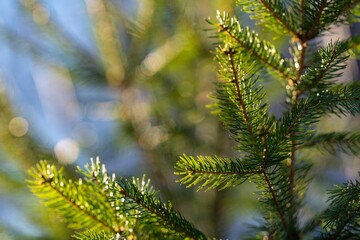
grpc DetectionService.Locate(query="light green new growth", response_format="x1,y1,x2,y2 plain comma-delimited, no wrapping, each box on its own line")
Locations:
28,1,360,239
28,159,206,240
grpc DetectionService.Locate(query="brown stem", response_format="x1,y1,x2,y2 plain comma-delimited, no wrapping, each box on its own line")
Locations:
227,49,254,135
301,0,306,25
304,0,328,40
262,169,288,230
261,134,289,234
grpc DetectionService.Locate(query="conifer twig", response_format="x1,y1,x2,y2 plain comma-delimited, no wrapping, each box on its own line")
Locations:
259,0,300,38
305,0,328,41
218,23,295,81
115,178,207,240
329,205,360,240
261,134,288,232
227,48,254,135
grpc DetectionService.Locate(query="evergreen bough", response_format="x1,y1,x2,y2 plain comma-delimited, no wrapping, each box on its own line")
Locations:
28,1,360,239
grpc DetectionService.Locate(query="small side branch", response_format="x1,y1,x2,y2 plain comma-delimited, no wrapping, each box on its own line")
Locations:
259,0,300,38
118,183,207,240
261,134,289,233
220,25,295,81
329,205,360,239
226,49,254,134
40,175,114,233
227,49,254,135
262,169,288,231
304,0,328,40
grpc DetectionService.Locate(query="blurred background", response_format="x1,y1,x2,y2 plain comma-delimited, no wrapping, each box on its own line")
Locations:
0,1,359,239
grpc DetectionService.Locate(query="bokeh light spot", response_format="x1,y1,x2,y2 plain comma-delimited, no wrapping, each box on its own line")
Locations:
54,138,79,165
8,117,29,137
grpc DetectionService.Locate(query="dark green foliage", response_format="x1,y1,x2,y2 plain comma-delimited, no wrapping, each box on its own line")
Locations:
320,179,360,239
209,11,294,81
175,155,260,191
277,83,360,146
112,177,206,239
177,0,360,239
28,1,360,239
303,132,360,155
297,41,349,93
236,0,300,36
211,47,270,150
301,0,359,39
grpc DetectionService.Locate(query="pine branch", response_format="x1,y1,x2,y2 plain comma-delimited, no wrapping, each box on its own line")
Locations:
27,160,115,233
301,132,360,155
320,179,360,239
302,0,329,40
259,135,289,236
26,2,360,239
278,83,360,146
236,0,301,37
175,155,261,191
28,159,206,239
252,162,309,239
277,96,325,146
326,83,360,116
321,0,360,27
303,0,360,40
210,11,295,82
73,230,116,240
227,48,255,136
256,135,311,240
297,41,349,94
76,159,126,232
210,43,273,156
111,177,207,240
259,166,290,237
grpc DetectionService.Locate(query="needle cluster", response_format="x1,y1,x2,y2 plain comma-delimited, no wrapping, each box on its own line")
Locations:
28,1,360,239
